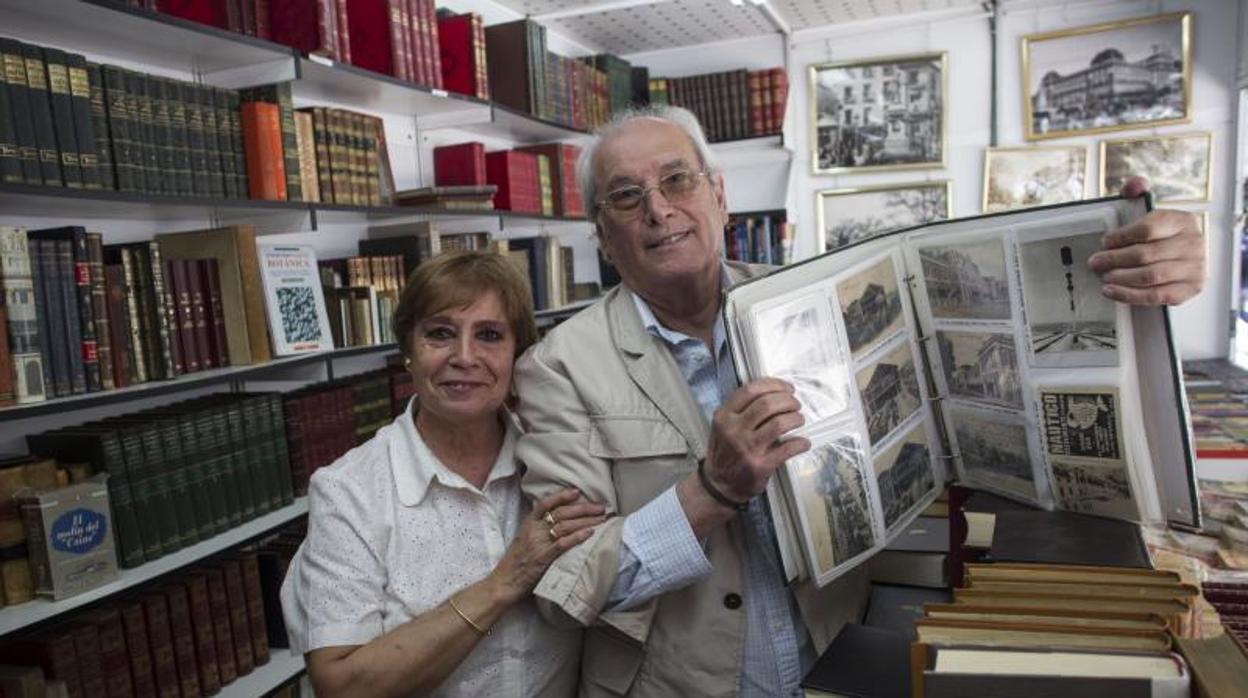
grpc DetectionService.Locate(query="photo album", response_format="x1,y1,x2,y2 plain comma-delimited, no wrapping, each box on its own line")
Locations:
723,196,1198,588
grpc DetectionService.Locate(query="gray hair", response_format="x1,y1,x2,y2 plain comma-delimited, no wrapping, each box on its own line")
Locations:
576,105,720,220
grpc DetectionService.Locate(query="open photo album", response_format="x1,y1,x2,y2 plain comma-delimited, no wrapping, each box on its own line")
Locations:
723,196,1199,588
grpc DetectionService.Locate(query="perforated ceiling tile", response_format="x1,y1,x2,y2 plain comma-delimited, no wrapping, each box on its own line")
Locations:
771,0,980,30
544,0,776,55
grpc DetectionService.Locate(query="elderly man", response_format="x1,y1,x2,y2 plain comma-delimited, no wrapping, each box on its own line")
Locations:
515,105,1205,697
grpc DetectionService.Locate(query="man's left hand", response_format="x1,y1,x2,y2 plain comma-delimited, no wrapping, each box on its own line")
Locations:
1087,176,1206,306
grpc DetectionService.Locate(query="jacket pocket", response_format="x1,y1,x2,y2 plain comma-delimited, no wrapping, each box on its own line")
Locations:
582,625,646,696
588,415,688,459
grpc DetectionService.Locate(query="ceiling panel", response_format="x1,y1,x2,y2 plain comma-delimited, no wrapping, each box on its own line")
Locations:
485,0,982,55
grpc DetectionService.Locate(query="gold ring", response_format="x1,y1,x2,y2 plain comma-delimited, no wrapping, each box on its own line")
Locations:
548,525,558,541
544,511,558,527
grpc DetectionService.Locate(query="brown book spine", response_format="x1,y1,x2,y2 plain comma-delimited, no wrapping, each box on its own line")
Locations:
162,259,186,375
9,629,84,698
120,600,159,698
143,592,183,698
219,560,255,675
294,110,320,203
181,259,210,372
89,609,136,698
117,248,148,383
239,553,270,664
103,264,132,388
185,574,222,694
164,585,203,698
200,259,229,369
205,568,238,684
85,232,114,390
169,259,199,372
71,623,108,697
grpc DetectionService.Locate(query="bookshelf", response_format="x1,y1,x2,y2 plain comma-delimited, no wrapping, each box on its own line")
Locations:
219,649,306,698
0,497,309,638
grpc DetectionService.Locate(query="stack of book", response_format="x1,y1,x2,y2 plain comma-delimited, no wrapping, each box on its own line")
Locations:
393,184,497,211
515,143,585,218
26,391,294,570
296,106,391,207
0,37,249,198
509,236,575,312
0,552,275,696
723,211,793,265
283,367,405,495
485,150,543,214
648,67,789,141
484,19,612,130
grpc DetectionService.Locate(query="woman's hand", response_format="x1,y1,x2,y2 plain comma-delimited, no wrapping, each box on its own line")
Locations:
489,488,606,605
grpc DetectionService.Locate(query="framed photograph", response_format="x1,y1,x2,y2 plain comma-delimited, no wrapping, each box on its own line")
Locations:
1099,132,1212,202
818,181,951,253
809,52,947,174
1022,12,1191,140
982,146,1089,213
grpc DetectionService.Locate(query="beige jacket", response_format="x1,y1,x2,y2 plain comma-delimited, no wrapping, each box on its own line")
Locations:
515,262,869,697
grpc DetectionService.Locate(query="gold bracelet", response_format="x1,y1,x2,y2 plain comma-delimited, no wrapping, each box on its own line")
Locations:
448,594,490,636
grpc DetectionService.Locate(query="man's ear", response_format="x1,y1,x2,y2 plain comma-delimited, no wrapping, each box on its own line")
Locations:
595,224,614,264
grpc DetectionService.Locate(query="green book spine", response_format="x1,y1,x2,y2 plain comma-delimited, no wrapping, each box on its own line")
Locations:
227,92,247,197
198,85,225,199
207,405,245,526
266,394,295,505
175,412,221,537
22,43,64,185
212,88,237,199
118,424,164,560
0,39,41,183
155,416,200,545
138,420,184,552
65,53,100,190
181,81,210,196
246,395,282,511
144,241,177,378
85,63,116,190
0,53,20,183
165,78,192,196
194,405,237,530
100,65,136,192
223,399,262,518
121,70,149,193
41,48,83,188
149,77,176,195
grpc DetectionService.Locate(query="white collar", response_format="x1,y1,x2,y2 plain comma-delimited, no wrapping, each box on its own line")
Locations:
389,397,520,507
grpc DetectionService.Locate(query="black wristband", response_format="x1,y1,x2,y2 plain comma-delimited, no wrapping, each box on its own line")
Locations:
697,459,750,512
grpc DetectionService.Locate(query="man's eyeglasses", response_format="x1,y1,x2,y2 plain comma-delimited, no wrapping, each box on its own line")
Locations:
595,170,709,216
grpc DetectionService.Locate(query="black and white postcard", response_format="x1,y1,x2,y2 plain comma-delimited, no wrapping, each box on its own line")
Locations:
936,330,1023,409
1050,460,1138,520
918,240,1011,320
1041,390,1122,461
856,341,922,445
1019,230,1118,367
952,408,1037,502
790,436,877,583
751,286,851,426
837,256,904,357
873,423,936,530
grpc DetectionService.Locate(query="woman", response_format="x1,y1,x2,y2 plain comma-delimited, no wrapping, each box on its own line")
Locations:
281,251,604,697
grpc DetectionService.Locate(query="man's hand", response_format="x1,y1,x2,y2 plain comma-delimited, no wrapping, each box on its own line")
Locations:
704,379,810,502
1087,176,1206,306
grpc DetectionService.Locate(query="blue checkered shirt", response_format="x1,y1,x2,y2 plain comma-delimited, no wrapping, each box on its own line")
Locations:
604,273,815,697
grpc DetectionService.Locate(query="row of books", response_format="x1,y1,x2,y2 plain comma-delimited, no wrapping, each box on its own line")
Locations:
318,254,407,349
433,141,584,217
0,224,275,406
0,38,254,198
723,212,794,266
1,552,275,697
648,67,789,141
292,106,390,206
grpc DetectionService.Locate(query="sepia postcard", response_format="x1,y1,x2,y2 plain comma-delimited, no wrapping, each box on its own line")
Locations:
936,330,1023,409
1100,132,1212,203
837,255,905,358
1019,229,1118,368
856,340,922,445
873,423,937,530
918,239,1011,320
952,409,1038,502
750,286,851,427
982,146,1088,213
789,436,878,582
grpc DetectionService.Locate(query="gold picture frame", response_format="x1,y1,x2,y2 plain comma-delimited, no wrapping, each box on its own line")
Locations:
808,52,948,174
817,180,952,253
981,145,1090,213
1098,131,1212,203
1021,12,1192,141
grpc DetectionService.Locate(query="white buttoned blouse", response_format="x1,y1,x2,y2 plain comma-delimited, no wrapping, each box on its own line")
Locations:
280,399,581,697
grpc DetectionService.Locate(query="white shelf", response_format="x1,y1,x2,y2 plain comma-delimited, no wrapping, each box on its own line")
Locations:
0,498,309,638
220,649,306,698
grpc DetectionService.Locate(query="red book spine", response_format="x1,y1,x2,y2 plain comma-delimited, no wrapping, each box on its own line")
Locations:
388,0,409,81
437,14,473,97
204,569,239,684
164,585,203,698
239,0,255,35
155,0,228,28
254,0,272,39
770,67,787,133
121,601,159,698
185,259,213,371
143,593,183,698
433,142,486,186
71,622,108,697
241,101,287,201
201,259,230,368
423,0,442,89
240,554,271,665
266,0,337,58
345,0,393,76
186,575,223,695
163,259,191,374
220,560,256,675
334,0,352,64
404,0,422,85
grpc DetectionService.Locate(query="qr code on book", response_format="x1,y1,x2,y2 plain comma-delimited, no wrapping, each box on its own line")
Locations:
277,287,322,343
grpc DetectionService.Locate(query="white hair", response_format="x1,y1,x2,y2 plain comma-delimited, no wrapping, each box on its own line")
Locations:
576,105,721,221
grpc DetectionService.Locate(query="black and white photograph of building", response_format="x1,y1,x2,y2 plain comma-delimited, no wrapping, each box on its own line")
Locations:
919,240,1011,320
1023,13,1190,139
1051,460,1137,521
838,257,904,356
873,425,935,529
811,53,946,172
937,331,1023,409
792,437,877,576
1020,231,1118,367
855,342,922,445
818,183,951,253
1100,132,1212,202
953,411,1037,501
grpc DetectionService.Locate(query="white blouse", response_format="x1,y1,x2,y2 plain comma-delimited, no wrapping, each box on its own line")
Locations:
280,399,581,697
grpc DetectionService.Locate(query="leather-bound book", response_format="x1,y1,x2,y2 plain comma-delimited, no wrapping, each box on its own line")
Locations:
38,47,80,187
103,264,134,388
163,584,203,697
143,591,183,698
84,609,136,698
240,101,286,201
165,258,197,373
184,574,222,694
120,600,159,698
268,0,340,59
0,39,41,183
70,622,108,697
203,568,239,683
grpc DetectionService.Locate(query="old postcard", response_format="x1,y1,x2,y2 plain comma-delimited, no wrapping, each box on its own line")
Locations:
873,423,937,530
1020,230,1118,367
856,340,922,445
1041,390,1122,461
750,286,851,425
918,239,1011,320
936,330,1023,409
1050,459,1138,520
952,408,1038,502
837,255,904,358
789,436,877,580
